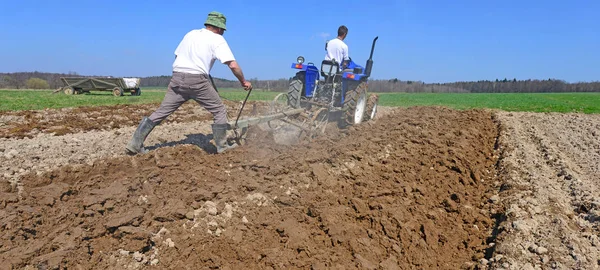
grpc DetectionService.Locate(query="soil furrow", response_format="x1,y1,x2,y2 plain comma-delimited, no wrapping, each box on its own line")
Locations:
490,111,600,270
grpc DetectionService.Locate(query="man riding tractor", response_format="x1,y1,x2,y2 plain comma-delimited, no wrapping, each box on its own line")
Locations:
325,25,351,71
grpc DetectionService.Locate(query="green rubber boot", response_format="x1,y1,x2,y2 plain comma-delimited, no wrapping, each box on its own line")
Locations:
212,123,237,153
125,117,157,155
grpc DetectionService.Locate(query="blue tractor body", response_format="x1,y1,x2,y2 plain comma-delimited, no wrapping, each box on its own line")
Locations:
290,63,320,98
290,59,370,105
287,36,379,127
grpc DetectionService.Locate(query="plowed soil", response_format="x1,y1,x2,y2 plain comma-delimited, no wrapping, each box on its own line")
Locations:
0,100,266,139
0,104,502,269
1,102,599,270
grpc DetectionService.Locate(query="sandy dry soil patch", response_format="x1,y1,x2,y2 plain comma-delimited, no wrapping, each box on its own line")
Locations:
489,111,600,270
0,102,599,269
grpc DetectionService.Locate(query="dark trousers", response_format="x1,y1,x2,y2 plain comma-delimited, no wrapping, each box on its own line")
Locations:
149,72,227,124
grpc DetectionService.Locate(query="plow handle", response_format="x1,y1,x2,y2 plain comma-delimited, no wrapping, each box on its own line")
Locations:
234,87,253,130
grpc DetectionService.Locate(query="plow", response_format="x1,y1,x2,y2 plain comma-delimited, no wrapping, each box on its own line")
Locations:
224,36,380,146
224,89,332,147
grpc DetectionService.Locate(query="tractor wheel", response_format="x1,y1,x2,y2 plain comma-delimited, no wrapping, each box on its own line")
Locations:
342,81,368,127
63,86,75,95
364,93,379,121
113,87,124,97
288,72,304,108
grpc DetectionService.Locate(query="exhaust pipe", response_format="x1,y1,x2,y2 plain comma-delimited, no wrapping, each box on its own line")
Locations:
364,36,378,78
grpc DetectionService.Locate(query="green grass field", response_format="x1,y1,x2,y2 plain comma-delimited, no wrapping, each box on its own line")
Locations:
377,92,600,114
0,88,278,111
1,89,599,114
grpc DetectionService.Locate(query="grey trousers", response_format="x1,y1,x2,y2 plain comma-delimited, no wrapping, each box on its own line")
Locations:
148,72,228,124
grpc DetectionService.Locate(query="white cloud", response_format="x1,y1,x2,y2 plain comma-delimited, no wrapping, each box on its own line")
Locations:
310,32,331,41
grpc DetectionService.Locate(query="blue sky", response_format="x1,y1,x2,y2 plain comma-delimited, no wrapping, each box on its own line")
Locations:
0,0,598,83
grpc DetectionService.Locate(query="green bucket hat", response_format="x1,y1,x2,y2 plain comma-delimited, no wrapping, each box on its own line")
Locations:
204,11,227,30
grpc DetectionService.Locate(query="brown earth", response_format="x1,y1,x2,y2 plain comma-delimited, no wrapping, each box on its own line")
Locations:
0,106,502,269
0,100,267,139
2,102,599,270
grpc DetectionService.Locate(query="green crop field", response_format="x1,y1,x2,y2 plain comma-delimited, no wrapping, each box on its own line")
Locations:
0,88,279,111
1,89,599,114
377,92,600,114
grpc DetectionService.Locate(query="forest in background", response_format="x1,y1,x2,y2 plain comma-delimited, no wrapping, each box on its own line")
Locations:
1,71,599,93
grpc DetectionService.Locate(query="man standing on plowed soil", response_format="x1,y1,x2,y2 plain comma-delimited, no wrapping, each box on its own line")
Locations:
126,11,252,155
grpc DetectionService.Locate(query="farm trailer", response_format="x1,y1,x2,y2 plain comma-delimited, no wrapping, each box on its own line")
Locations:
59,77,142,96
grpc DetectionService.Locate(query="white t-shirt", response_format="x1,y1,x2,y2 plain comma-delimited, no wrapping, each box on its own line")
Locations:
324,38,349,66
172,28,236,75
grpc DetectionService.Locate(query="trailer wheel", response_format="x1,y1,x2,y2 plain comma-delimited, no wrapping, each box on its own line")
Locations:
113,87,124,97
134,88,141,96
364,93,379,121
288,72,304,108
342,81,368,127
63,86,75,95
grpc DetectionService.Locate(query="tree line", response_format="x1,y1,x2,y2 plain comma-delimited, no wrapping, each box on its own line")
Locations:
369,78,600,93
140,75,294,91
1,72,599,93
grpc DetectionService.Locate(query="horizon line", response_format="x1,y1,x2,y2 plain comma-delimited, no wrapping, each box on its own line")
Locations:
1,71,598,84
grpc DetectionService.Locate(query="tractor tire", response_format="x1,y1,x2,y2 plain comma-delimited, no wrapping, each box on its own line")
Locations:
288,72,304,108
364,93,379,121
342,81,368,127
113,87,124,97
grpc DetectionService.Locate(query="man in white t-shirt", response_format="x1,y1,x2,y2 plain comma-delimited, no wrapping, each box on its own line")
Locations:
325,25,350,69
126,11,252,155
